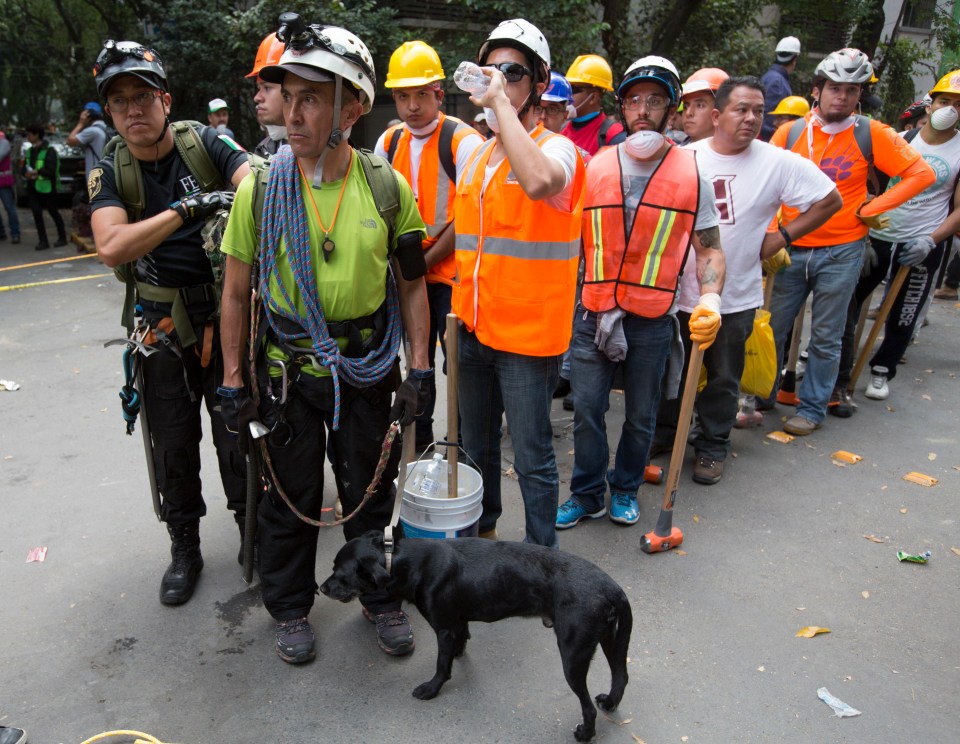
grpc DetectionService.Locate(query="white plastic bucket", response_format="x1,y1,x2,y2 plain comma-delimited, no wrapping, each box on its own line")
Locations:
399,459,483,539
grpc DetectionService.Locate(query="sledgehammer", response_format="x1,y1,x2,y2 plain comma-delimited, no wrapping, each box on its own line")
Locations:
640,342,704,554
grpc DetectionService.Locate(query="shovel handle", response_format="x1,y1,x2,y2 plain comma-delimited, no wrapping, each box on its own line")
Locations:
848,265,910,393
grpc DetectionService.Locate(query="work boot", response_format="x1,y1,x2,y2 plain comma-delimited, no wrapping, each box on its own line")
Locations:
783,415,820,436
34,242,50,251
159,522,203,605
933,286,958,300
692,456,724,485
363,607,415,656
54,237,68,247
827,387,855,418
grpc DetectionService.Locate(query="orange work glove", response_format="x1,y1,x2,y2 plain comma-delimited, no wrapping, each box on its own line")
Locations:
689,293,722,351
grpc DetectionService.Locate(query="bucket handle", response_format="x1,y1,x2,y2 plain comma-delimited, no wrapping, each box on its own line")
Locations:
412,442,482,475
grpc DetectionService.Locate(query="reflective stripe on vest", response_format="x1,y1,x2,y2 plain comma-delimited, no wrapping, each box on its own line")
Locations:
453,123,585,356
581,144,699,318
385,113,475,285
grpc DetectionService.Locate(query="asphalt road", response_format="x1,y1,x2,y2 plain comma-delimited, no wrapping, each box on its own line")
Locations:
1,213,958,744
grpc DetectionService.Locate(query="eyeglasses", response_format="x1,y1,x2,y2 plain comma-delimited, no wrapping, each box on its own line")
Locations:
541,103,567,115
107,90,162,113
622,94,669,112
94,40,162,78
488,62,532,83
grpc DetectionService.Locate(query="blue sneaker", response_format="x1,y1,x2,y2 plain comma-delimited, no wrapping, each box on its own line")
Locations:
609,492,639,525
555,498,606,530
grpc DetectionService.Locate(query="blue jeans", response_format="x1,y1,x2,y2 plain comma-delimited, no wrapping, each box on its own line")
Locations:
0,186,19,238
768,240,864,424
458,330,560,547
570,310,673,512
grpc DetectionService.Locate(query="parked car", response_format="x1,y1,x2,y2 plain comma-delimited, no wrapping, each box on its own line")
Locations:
15,132,85,206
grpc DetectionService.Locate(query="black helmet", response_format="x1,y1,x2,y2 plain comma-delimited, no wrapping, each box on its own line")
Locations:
94,40,167,98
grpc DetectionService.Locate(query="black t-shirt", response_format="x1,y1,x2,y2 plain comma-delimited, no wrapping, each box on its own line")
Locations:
90,124,247,288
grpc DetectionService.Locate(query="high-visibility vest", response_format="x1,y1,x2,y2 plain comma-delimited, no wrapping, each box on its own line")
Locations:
384,112,476,286
0,133,13,187
581,144,699,318
453,123,585,356
30,142,59,195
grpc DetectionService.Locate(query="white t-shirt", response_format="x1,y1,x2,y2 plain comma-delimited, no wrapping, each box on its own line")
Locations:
481,128,580,212
871,130,960,243
678,138,836,314
374,123,484,200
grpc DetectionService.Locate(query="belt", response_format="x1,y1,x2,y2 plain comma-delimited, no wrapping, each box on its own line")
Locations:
136,282,216,348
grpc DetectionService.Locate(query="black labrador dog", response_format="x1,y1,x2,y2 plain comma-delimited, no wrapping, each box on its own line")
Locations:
319,531,632,742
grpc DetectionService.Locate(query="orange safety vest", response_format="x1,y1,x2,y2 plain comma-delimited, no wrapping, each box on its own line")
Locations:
453,123,585,356
384,112,477,286
581,144,699,318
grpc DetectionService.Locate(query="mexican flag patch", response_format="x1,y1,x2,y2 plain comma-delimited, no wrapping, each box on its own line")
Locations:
218,133,244,151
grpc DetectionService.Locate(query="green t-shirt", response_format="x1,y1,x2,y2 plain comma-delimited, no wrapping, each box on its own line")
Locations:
221,149,425,376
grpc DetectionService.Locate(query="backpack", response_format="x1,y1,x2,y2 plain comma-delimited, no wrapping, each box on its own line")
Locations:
385,117,458,185
785,115,883,195
598,116,617,147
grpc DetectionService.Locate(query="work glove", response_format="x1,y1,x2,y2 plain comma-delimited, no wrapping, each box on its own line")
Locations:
173,190,235,223
390,369,433,427
594,308,627,361
861,241,879,279
898,235,936,267
761,248,792,275
855,200,891,231
218,386,259,454
689,293,722,351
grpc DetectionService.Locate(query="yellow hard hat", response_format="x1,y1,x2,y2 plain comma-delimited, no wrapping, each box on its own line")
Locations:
565,54,613,91
385,40,445,89
930,69,960,97
770,95,811,117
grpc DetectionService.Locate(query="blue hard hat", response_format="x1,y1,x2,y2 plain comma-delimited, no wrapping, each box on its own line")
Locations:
541,71,573,103
83,102,103,116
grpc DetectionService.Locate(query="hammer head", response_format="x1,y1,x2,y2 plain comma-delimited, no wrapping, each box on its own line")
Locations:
640,526,684,554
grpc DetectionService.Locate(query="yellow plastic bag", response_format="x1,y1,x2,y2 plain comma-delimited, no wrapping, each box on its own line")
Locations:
740,308,776,397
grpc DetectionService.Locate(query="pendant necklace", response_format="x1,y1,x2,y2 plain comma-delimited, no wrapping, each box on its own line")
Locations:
298,154,354,262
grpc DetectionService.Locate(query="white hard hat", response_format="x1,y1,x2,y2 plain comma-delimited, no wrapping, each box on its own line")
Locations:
619,55,682,104
478,19,551,71
776,36,802,56
474,112,487,123
260,25,376,113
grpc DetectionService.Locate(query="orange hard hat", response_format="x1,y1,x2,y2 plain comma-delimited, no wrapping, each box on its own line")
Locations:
681,67,729,99
247,33,285,79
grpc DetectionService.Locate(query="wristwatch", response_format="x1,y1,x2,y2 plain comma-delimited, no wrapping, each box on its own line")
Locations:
778,226,792,248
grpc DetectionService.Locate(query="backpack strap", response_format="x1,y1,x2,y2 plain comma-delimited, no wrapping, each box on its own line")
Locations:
598,116,615,147
903,127,921,144
385,128,401,164
785,117,806,151
852,115,874,168
249,155,271,245
356,148,401,252
171,121,223,193
437,117,458,185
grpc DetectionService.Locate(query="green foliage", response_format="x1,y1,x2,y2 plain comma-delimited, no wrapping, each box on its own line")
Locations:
874,38,925,123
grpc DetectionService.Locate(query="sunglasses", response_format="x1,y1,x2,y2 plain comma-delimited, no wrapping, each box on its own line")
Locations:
488,62,533,83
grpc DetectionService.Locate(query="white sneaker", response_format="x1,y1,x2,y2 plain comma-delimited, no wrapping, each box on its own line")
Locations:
864,367,889,400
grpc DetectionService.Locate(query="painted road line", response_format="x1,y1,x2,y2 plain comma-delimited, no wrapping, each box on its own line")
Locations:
0,253,100,273
0,273,112,292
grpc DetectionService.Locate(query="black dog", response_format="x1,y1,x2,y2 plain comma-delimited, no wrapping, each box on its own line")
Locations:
319,532,632,741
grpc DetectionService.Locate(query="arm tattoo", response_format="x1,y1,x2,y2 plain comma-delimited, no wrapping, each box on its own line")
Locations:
700,261,719,287
696,225,720,249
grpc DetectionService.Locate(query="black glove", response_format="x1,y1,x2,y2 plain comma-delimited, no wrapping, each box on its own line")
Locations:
173,190,235,222
217,386,259,453
389,370,432,426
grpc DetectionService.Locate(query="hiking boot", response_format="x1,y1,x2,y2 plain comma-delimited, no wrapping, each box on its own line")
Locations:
864,366,890,400
363,607,415,656
692,456,724,485
275,616,316,664
34,242,50,251
827,387,855,418
934,286,958,300
0,726,27,744
556,497,606,529
54,237,68,247
608,492,639,525
783,415,820,436
159,522,203,605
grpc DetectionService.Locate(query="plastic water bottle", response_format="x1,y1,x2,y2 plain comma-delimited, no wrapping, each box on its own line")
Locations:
417,453,446,498
454,61,498,133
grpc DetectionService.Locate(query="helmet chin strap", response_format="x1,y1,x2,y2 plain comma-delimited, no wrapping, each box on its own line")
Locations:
154,113,170,147
312,78,344,189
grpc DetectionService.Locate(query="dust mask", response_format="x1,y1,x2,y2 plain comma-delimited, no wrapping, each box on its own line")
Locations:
625,130,665,160
818,116,856,135
408,119,440,137
265,125,287,141
931,106,959,131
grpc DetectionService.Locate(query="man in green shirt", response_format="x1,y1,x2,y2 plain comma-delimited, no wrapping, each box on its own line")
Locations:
218,16,430,666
